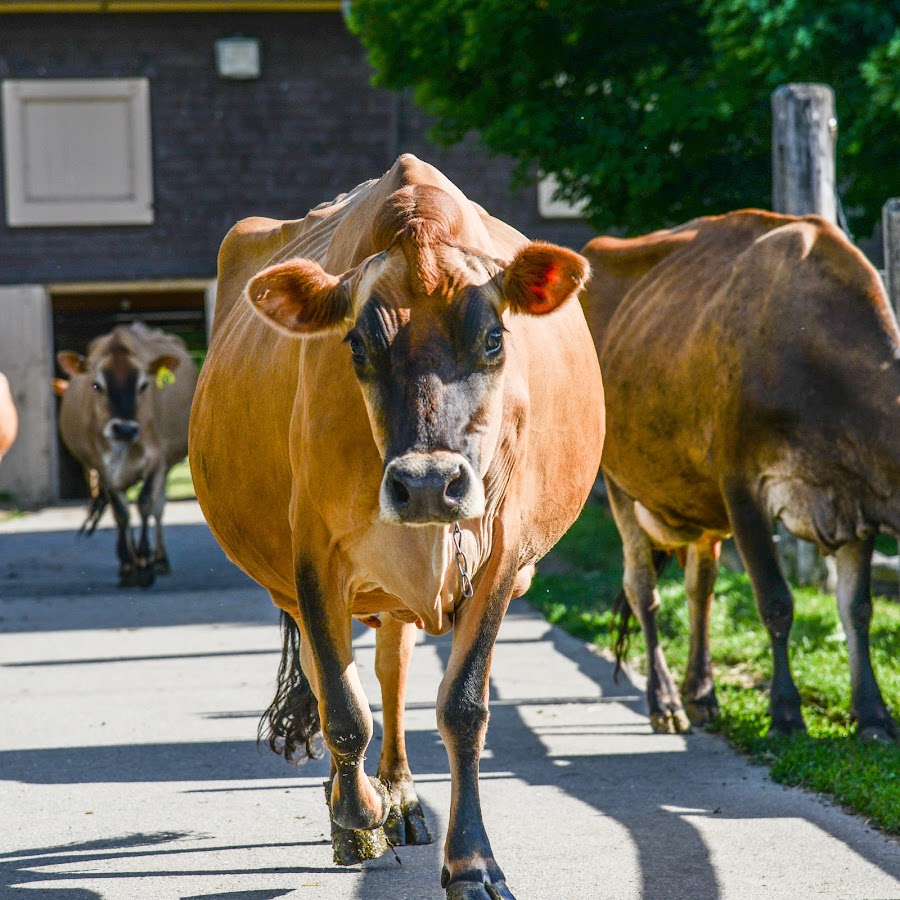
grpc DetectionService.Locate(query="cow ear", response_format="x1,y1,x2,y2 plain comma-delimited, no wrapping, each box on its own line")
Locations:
248,259,353,335
51,378,69,397
502,243,590,316
57,351,86,377
148,354,180,375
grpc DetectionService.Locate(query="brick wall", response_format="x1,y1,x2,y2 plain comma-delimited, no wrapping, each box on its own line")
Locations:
0,13,593,285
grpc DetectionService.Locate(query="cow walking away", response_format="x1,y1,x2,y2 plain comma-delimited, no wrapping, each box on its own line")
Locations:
580,210,900,741
190,154,604,898
57,322,198,587
0,372,17,463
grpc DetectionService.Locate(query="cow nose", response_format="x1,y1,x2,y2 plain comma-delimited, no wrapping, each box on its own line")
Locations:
380,452,484,524
111,421,139,443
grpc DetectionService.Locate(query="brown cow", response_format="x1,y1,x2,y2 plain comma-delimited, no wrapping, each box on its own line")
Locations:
0,372,17,463
189,154,604,898
57,322,198,587
581,209,900,741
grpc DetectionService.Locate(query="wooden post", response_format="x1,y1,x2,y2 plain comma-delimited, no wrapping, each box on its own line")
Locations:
883,198,900,320
771,83,837,586
772,84,837,220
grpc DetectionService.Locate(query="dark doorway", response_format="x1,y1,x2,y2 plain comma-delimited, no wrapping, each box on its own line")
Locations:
51,284,208,500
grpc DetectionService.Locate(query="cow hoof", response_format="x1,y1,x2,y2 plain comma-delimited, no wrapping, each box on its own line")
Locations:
154,557,171,576
442,872,515,900
858,723,898,744
118,568,137,588
383,794,432,847
331,821,390,866
136,565,155,588
650,709,692,734
767,715,806,737
684,696,719,727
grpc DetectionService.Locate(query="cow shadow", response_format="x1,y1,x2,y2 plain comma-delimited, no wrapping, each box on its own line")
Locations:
375,610,900,900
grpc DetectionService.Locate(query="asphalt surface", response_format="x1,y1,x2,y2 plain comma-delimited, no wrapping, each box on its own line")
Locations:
1,501,898,900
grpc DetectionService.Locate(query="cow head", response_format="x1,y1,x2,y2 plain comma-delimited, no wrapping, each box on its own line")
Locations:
248,191,589,525
57,335,179,447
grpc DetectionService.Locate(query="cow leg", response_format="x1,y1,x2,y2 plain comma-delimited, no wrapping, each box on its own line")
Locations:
109,491,138,587
376,616,433,846
437,547,517,900
835,538,898,742
294,561,389,841
724,483,804,734
681,537,720,725
606,476,691,734
138,466,170,576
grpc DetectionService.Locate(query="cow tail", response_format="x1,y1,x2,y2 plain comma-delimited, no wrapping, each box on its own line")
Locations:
259,610,323,764
611,550,672,682
79,492,109,537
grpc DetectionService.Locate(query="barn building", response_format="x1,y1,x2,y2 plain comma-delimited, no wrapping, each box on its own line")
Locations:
0,1,592,506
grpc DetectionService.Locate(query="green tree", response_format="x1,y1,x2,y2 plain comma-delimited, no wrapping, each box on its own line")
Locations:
350,0,899,235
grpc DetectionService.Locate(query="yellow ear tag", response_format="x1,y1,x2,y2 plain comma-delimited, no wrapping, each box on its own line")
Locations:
156,366,176,389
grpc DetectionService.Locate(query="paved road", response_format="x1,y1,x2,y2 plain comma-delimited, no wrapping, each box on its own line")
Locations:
1,502,898,900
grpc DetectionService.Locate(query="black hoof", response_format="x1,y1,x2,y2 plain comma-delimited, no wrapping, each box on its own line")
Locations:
442,869,516,900
154,557,171,575
118,567,137,588
136,565,155,588
858,720,899,744
383,795,432,847
684,694,720,727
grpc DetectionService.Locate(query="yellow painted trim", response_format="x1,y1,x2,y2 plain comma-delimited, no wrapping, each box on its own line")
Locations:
0,1,341,12
49,278,213,294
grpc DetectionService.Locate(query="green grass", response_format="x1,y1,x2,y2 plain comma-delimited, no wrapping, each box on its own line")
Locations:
526,500,900,834
124,458,196,503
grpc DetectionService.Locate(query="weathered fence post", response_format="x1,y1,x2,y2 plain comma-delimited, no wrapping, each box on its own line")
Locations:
771,83,836,586
883,198,900,320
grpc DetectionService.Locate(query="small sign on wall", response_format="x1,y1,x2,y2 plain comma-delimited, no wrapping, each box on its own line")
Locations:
215,37,261,80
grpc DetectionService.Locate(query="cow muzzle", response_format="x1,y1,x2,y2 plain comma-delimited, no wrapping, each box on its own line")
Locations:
380,451,485,524
105,419,140,444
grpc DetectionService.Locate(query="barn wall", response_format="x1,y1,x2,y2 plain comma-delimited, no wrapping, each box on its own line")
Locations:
0,12,592,287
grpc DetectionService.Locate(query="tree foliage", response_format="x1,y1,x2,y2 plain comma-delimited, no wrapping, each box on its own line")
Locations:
350,0,900,234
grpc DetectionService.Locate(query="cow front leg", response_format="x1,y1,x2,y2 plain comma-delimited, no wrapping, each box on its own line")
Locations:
138,466,170,576
724,482,804,734
681,537,720,725
109,491,138,587
437,550,517,900
606,476,690,734
376,616,432,847
835,539,898,742
295,562,389,841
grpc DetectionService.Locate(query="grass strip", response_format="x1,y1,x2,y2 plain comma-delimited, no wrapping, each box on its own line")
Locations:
526,501,900,834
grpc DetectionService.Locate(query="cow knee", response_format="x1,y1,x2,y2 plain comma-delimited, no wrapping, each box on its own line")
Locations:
757,586,794,639
437,694,489,750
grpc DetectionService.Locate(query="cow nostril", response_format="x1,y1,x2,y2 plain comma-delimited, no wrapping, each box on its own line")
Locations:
445,470,467,502
389,474,411,507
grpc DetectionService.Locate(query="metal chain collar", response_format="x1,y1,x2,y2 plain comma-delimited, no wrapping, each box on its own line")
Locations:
452,521,474,599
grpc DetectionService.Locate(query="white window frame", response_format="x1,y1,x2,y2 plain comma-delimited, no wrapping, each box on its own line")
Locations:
537,173,589,220
2,78,154,227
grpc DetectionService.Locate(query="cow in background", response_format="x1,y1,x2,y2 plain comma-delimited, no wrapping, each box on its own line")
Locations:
0,372,17,463
190,154,604,898
57,322,199,587
580,210,899,742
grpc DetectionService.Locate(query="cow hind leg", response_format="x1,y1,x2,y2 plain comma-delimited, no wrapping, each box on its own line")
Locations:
375,616,432,847
681,538,720,725
724,482,804,734
835,539,898,743
606,476,691,734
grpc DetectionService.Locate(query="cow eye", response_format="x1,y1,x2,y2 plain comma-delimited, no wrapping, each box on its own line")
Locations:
345,331,367,364
91,381,103,393
138,380,149,393
485,328,504,356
